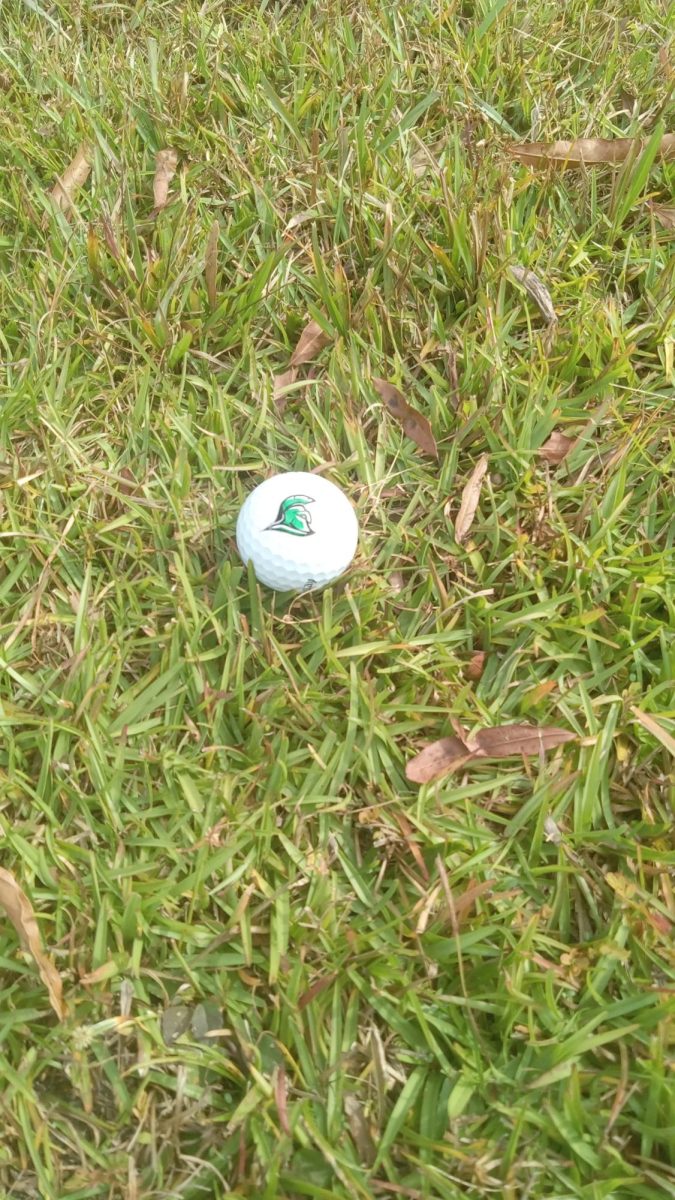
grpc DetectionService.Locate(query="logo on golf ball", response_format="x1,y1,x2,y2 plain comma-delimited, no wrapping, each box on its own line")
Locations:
265,495,315,538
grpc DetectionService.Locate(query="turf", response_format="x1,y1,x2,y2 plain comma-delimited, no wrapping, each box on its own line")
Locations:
1,1,674,1197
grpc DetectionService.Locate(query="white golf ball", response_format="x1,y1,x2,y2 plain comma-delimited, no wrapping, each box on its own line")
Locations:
236,472,358,592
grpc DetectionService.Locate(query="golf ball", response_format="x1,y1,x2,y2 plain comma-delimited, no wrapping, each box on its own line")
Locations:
236,472,358,592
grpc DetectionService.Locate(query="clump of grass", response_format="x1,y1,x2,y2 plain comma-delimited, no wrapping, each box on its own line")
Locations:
0,1,673,1197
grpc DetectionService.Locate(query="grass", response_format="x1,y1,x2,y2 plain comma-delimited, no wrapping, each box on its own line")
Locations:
1,0,674,1196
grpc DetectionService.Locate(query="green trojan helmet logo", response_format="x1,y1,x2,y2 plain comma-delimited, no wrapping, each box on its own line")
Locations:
266,494,315,537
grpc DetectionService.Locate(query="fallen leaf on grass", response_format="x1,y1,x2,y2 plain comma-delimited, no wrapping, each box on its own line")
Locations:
454,454,488,543
647,201,675,231
205,219,219,309
406,722,575,784
274,1066,291,1137
344,1094,376,1166
645,910,673,936
405,736,474,784
606,871,639,901
161,1004,192,1045
391,809,429,880
508,134,675,167
273,367,299,409
522,680,559,710
443,343,461,410
373,378,438,457
101,213,121,260
153,148,178,212
289,319,332,367
467,723,576,758
544,815,562,844
49,142,92,217
298,971,338,1011
274,319,333,412
539,431,578,465
80,959,119,986
0,868,65,1019
86,223,101,272
465,650,486,681
191,1000,224,1043
508,265,557,324
283,209,322,235
453,878,495,925
631,706,675,756
118,466,140,495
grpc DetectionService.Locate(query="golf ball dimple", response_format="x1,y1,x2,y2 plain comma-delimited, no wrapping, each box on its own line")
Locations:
236,472,358,592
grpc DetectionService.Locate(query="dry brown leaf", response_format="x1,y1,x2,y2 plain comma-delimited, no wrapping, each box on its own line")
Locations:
49,142,92,217
544,815,563,844
0,867,65,1019
289,319,332,367
273,1066,291,1137
80,960,118,986
466,650,486,681
450,715,468,741
647,201,675,231
444,343,460,410
411,146,432,178
205,219,219,309
539,431,578,465
631,706,675,757
118,466,140,495
410,138,445,178
509,134,675,167
405,736,475,784
453,878,495,926
522,680,559,708
298,971,338,1011
153,148,178,212
273,367,299,411
467,723,576,758
509,265,557,324
658,44,673,79
606,872,639,902
372,378,438,457
454,455,488,543
406,721,574,785
645,910,673,936
391,809,429,880
273,318,332,411
101,213,121,260
344,1094,376,1166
